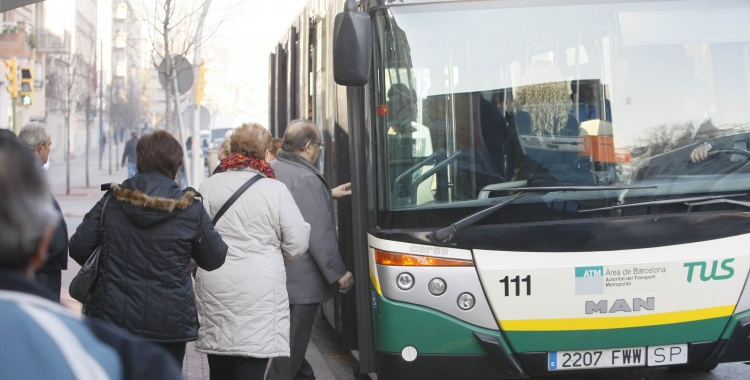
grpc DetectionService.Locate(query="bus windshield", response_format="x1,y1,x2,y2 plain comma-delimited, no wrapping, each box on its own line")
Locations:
373,0,750,220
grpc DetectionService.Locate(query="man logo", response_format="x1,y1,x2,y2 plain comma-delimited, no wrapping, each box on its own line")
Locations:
586,298,655,314
575,266,603,295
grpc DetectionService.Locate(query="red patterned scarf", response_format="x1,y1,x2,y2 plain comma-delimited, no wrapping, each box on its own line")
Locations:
220,152,275,179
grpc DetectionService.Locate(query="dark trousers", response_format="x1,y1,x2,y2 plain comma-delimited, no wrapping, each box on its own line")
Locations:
35,271,61,302
156,342,186,370
266,303,319,380
207,354,269,380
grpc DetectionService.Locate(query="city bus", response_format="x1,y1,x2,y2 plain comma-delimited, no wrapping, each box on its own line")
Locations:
269,0,750,378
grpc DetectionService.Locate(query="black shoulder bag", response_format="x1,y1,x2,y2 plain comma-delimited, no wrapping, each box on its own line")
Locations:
212,175,263,225
69,192,113,304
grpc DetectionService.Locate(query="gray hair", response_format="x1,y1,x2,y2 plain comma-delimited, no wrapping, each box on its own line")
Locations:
18,122,49,151
0,137,56,271
281,119,319,152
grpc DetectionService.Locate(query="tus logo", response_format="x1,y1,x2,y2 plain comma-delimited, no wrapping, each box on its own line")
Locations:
683,259,734,283
575,266,603,295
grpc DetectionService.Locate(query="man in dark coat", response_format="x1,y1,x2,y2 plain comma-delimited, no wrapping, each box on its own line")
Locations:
121,131,138,177
18,122,68,302
0,135,183,380
267,120,353,380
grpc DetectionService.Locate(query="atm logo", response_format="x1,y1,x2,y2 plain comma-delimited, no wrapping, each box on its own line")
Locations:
575,266,603,295
684,259,734,283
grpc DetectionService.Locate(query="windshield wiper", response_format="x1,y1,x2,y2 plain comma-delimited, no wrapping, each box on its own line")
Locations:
431,185,657,241
578,193,749,213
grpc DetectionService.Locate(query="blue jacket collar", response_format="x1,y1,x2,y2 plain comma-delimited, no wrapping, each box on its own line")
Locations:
0,269,58,302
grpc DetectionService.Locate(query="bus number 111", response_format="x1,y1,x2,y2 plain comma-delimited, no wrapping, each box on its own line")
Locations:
499,275,531,296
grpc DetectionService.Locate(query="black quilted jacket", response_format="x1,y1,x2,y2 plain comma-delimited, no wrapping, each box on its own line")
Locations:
70,172,227,342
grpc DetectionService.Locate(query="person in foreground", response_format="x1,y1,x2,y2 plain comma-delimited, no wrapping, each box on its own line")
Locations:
267,120,354,380
69,130,228,369
195,123,310,380
0,136,183,380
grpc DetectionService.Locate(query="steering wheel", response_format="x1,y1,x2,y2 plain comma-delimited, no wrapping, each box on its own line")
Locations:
707,149,750,159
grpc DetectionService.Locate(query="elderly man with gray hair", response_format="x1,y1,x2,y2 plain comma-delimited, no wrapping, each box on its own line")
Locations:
0,135,184,380
17,122,68,301
267,120,353,380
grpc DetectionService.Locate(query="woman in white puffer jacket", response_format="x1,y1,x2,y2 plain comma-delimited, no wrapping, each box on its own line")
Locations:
195,123,311,380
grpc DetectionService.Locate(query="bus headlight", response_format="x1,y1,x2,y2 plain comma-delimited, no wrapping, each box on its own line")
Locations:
457,293,475,310
397,273,415,290
428,278,446,296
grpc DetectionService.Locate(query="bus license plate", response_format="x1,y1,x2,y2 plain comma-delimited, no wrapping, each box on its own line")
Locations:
549,347,645,370
647,344,688,366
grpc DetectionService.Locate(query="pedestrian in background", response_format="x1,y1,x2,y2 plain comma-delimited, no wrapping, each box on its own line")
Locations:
265,137,283,163
267,120,354,380
17,122,68,303
121,130,138,177
212,139,231,175
0,136,183,380
70,130,228,369
196,123,310,380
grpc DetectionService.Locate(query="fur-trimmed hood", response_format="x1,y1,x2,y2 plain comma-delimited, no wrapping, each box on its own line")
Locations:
109,172,197,227
110,183,195,212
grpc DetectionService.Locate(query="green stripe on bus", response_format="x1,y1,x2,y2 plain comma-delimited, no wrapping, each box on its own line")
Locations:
370,283,736,355
372,289,507,355
504,317,729,353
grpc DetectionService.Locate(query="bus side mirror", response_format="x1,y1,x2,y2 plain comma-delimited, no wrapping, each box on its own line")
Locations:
333,0,372,86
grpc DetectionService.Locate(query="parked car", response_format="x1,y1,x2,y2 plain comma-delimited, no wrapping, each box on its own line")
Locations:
210,128,233,149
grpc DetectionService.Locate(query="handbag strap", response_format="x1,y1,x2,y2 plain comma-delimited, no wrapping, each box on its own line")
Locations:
100,192,113,230
212,175,263,226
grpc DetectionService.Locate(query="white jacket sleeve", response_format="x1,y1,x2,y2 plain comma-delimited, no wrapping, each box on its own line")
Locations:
278,184,310,264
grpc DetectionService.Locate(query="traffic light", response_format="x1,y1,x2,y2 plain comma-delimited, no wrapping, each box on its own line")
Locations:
4,57,18,97
194,60,207,106
19,67,33,107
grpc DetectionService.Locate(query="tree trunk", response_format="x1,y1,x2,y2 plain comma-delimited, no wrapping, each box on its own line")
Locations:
85,118,90,188
109,83,113,174
115,128,119,171
65,117,70,195
163,0,172,133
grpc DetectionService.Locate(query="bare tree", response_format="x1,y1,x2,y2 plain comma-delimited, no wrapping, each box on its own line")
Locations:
132,0,235,133
76,52,98,188
111,79,146,142
47,54,83,195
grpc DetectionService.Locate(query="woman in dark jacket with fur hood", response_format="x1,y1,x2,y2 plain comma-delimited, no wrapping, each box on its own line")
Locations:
70,130,228,368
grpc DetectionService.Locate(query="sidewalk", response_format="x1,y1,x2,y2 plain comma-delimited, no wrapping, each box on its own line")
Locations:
48,144,130,218
50,145,337,380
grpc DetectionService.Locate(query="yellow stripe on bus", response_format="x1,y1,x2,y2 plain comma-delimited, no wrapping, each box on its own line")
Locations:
370,270,382,295
499,305,735,331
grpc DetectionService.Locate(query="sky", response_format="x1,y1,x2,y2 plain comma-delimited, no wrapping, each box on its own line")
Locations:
202,0,309,124
44,0,311,126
